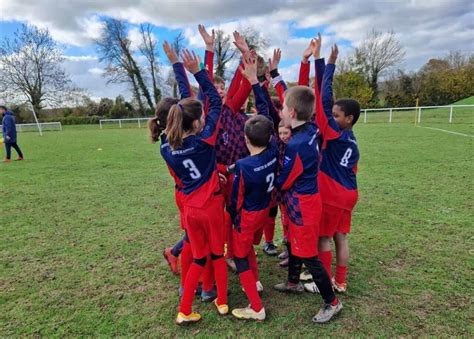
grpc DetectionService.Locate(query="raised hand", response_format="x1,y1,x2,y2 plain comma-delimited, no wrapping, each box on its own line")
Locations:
233,31,250,55
198,24,215,51
181,49,200,74
311,33,322,59
163,41,178,64
328,44,338,65
302,39,314,63
239,52,258,85
269,48,282,71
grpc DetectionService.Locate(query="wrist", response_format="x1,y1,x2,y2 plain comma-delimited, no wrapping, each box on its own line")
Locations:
249,76,259,85
205,44,214,51
302,57,310,64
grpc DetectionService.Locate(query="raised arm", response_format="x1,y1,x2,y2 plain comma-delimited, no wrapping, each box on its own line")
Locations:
197,25,215,105
312,33,325,96
317,44,341,140
182,49,222,145
163,41,193,99
240,53,270,119
268,48,288,105
299,39,314,86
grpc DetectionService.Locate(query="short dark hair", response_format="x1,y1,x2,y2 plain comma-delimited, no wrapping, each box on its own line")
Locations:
334,99,361,125
213,75,225,86
284,86,315,121
245,115,273,148
0,105,7,111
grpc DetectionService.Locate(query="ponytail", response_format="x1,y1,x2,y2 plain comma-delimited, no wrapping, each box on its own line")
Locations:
148,117,161,143
148,97,179,143
165,104,185,150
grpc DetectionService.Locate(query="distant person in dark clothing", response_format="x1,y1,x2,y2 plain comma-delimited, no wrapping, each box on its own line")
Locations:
1,105,24,163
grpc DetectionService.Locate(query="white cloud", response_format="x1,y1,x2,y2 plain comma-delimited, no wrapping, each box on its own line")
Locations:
1,0,472,99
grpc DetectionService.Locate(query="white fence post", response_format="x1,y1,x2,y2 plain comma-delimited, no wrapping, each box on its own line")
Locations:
119,120,122,128
449,106,453,123
389,108,393,123
418,107,422,123
364,109,367,123
138,119,141,128
100,120,102,129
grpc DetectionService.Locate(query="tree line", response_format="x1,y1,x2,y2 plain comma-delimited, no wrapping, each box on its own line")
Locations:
0,22,472,124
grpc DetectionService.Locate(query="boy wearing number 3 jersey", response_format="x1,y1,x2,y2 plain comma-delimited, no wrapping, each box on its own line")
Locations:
315,44,360,294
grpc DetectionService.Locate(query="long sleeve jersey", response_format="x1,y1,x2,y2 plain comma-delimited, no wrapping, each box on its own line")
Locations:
316,62,359,211
160,69,223,208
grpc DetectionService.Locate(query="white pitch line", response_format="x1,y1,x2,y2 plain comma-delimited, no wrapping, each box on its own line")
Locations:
417,125,474,138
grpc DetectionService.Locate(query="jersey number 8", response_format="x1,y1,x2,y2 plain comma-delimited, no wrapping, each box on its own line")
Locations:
183,159,202,179
340,148,352,167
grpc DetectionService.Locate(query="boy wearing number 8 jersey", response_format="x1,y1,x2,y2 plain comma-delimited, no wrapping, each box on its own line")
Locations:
314,44,360,294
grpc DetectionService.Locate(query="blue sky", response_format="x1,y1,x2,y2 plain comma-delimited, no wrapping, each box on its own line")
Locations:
0,0,472,101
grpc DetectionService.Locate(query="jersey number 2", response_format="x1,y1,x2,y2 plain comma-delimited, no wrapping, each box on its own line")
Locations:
183,159,202,179
266,173,275,192
340,148,352,167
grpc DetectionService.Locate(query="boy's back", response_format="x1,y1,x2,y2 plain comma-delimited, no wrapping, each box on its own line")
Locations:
319,129,359,210
231,142,278,228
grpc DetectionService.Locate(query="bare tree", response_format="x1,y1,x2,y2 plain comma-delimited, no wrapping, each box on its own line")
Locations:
95,19,155,112
214,29,236,79
139,24,161,105
0,24,71,113
240,26,269,53
353,29,405,102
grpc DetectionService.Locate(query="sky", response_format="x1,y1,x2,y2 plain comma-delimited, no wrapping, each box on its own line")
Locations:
0,0,473,101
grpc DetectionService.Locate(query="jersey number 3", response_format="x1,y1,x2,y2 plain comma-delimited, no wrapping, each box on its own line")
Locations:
340,148,352,167
183,159,202,179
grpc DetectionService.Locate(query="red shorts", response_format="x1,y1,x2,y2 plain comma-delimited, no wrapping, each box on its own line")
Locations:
288,194,322,258
175,189,186,229
184,193,225,259
232,209,267,258
319,203,352,237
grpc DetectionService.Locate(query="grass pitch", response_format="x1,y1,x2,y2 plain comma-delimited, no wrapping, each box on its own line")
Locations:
1,119,473,336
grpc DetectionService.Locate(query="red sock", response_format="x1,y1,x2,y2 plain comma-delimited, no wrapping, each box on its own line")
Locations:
225,214,234,258
264,216,275,243
335,265,348,284
201,256,214,291
239,270,263,312
248,249,259,281
319,250,333,279
179,262,204,315
180,241,193,289
212,257,228,305
331,297,339,306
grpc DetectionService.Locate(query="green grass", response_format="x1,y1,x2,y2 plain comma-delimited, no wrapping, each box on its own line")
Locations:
1,123,473,337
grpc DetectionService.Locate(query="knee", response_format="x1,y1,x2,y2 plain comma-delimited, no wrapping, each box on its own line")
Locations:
334,233,347,244
193,256,207,267
234,256,250,273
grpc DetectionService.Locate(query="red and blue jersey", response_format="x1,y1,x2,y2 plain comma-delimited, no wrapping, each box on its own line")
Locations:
316,62,359,211
276,122,320,225
229,82,278,230
160,69,223,208
214,65,253,166
230,141,279,231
